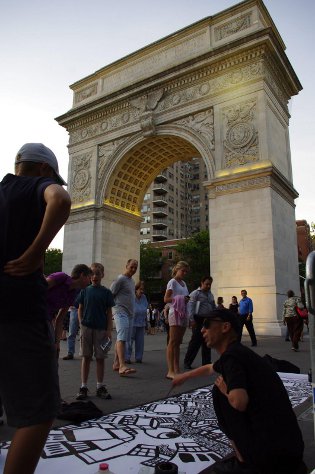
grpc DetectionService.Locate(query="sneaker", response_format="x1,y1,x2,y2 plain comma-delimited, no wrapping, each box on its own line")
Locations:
63,353,74,360
76,386,88,400
96,385,112,400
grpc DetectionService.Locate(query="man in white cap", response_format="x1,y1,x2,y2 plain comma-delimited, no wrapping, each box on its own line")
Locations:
0,143,71,474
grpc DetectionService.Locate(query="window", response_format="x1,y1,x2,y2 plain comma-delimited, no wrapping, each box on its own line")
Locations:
140,227,150,235
168,251,173,260
143,216,151,223
144,193,151,201
140,238,151,244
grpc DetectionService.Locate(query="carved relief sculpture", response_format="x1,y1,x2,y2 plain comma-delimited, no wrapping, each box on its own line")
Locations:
214,13,252,41
175,108,215,149
130,89,164,136
223,100,259,168
70,153,92,204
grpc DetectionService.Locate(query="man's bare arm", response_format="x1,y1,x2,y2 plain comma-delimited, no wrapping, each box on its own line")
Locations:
214,375,249,412
172,364,214,387
4,184,71,276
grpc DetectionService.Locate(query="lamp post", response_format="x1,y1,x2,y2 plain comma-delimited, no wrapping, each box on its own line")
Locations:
305,251,315,439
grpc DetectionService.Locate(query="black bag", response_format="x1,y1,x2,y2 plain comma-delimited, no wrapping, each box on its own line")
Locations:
57,401,103,423
263,354,300,374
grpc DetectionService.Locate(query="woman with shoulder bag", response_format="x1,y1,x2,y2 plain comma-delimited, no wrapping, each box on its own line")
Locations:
282,290,304,352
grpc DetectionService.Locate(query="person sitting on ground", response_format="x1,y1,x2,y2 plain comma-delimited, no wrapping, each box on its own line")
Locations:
76,262,114,400
172,309,306,474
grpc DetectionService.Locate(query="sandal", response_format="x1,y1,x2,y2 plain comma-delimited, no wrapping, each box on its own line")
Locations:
119,368,136,376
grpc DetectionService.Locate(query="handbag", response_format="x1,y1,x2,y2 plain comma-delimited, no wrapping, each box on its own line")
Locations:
296,306,308,319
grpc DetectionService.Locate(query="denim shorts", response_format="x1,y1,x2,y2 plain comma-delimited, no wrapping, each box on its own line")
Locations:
114,312,133,342
0,320,60,428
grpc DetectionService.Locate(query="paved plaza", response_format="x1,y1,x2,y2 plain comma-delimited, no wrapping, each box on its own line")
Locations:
1,328,314,472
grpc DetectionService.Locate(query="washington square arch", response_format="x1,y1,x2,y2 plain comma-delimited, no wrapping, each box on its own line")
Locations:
57,0,302,336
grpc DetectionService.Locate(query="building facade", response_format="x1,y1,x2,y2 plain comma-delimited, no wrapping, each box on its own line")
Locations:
140,157,209,242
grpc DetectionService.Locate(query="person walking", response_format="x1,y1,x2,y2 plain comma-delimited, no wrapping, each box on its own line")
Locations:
238,289,257,346
110,259,138,376
0,142,70,474
76,263,114,400
164,261,190,380
172,309,306,474
283,290,305,352
125,281,148,363
184,276,215,369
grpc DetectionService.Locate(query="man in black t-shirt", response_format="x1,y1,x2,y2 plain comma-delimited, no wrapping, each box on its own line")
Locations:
0,143,71,474
172,309,306,474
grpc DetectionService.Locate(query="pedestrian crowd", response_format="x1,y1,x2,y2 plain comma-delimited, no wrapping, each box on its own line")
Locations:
0,143,308,474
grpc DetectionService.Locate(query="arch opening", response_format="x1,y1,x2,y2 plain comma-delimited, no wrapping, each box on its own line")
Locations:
104,135,202,215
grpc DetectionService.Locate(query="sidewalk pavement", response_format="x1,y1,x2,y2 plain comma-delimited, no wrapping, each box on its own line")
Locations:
1,328,314,472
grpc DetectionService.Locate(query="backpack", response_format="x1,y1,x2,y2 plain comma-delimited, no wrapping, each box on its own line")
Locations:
57,401,103,423
263,354,300,374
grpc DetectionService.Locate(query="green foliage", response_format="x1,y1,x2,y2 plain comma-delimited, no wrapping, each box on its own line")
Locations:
44,248,63,276
175,229,210,291
140,242,166,301
140,243,162,280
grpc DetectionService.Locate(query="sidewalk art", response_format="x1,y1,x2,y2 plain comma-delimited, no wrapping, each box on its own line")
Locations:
0,373,311,474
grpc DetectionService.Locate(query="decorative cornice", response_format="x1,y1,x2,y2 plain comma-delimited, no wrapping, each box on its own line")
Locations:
206,163,298,206
66,204,142,227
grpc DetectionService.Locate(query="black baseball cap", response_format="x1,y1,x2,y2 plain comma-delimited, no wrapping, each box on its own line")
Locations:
202,309,240,332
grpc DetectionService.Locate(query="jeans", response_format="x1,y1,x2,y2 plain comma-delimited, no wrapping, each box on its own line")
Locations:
125,326,145,362
67,308,79,355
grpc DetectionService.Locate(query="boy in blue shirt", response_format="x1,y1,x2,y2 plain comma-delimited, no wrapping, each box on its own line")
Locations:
76,262,114,400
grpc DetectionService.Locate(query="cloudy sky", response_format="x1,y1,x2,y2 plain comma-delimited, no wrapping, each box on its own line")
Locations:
1,0,314,248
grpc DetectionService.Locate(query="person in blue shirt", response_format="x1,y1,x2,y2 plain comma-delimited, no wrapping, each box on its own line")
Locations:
238,289,257,346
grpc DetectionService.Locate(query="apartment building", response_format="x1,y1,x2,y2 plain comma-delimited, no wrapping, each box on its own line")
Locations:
140,157,209,242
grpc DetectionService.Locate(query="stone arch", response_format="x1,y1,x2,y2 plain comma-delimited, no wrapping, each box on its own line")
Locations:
58,0,302,335
97,126,215,214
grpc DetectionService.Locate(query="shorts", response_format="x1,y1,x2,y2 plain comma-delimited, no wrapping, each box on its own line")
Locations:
0,320,60,428
168,308,189,327
114,312,133,342
80,325,108,359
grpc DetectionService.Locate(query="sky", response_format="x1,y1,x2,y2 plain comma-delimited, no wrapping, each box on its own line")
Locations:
1,0,314,249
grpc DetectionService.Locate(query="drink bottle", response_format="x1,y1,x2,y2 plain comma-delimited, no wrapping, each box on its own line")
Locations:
96,462,115,473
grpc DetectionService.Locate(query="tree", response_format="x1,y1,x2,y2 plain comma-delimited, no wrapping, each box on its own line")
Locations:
175,230,210,291
44,248,63,276
140,243,166,301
